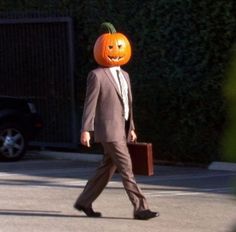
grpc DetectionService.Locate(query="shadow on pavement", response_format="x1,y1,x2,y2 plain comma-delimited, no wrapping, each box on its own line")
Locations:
0,153,235,196
0,209,133,220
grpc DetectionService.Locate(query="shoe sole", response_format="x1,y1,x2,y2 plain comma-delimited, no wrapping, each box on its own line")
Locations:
134,212,160,220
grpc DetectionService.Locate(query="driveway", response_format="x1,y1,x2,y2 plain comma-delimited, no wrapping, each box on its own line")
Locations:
0,151,235,232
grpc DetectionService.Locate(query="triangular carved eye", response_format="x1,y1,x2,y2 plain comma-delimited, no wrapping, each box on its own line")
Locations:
118,45,122,49
109,45,113,49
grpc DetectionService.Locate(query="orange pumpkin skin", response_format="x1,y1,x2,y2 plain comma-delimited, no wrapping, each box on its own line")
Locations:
93,32,131,67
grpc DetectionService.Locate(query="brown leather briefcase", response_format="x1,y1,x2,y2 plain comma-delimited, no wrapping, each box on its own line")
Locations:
127,142,154,176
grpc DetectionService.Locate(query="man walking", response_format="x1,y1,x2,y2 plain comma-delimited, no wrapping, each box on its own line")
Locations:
74,22,158,220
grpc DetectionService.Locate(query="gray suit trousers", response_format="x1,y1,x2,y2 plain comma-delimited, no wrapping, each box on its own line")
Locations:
75,140,149,214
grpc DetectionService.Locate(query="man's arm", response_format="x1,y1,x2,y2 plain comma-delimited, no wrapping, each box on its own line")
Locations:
80,71,100,147
125,72,136,142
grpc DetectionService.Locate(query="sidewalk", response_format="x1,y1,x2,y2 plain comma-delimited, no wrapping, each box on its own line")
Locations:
27,150,236,172
28,150,102,163
4,150,235,232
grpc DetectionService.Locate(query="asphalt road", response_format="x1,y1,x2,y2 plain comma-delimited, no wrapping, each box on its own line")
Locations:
0,152,236,232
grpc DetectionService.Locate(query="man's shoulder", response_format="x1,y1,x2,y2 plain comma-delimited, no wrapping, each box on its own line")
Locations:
88,66,129,79
120,68,129,76
88,67,112,83
90,67,107,75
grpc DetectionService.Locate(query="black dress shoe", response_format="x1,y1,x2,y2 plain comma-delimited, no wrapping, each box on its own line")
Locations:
74,203,102,217
134,209,159,220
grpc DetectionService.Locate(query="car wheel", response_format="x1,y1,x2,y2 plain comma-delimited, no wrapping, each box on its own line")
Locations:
0,123,28,161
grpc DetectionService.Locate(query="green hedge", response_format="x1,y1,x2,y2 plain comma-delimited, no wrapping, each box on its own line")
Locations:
0,0,235,163
223,46,236,163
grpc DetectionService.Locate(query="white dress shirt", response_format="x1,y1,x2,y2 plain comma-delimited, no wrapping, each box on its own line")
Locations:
109,66,129,120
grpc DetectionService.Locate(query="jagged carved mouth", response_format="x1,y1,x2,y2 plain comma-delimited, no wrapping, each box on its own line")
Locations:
108,56,124,62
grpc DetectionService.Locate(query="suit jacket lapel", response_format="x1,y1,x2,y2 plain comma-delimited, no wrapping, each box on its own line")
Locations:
104,68,122,98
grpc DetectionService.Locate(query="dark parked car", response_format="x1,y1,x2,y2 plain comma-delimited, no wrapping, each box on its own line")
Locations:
0,96,43,161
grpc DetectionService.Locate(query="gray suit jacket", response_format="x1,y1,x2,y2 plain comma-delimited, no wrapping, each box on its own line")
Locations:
81,67,135,142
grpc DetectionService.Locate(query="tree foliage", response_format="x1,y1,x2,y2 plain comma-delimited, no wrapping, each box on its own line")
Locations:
0,0,235,163
223,46,236,162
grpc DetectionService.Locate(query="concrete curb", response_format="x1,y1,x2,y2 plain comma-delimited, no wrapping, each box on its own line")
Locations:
28,151,236,172
208,161,236,172
28,150,102,163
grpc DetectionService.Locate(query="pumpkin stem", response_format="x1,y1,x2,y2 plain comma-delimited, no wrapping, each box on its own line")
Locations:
100,22,116,34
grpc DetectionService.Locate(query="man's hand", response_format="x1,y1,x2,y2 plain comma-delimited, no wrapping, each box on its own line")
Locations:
80,131,91,147
129,130,137,143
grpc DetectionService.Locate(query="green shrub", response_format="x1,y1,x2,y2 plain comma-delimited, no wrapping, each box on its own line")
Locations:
223,46,236,162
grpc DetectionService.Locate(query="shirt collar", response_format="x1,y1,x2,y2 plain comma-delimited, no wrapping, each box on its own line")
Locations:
109,66,121,72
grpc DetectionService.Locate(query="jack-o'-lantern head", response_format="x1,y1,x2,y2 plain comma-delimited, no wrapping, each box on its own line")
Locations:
93,22,131,67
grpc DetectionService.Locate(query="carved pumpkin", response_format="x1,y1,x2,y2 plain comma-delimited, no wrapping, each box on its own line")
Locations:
93,22,131,67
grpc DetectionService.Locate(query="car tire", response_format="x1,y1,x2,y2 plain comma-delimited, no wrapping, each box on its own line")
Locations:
0,123,28,161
